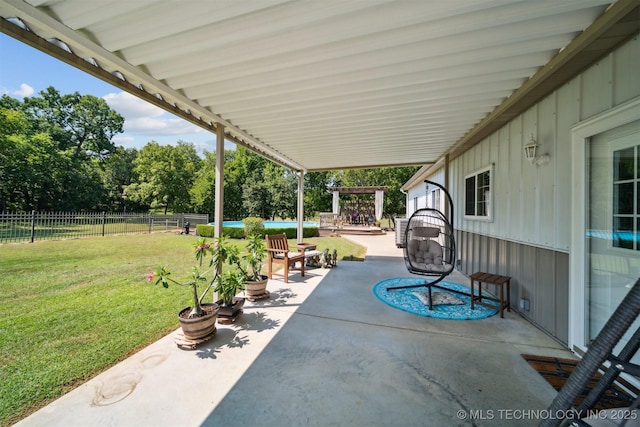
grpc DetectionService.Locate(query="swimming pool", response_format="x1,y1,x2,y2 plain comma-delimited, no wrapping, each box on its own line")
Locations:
209,221,319,228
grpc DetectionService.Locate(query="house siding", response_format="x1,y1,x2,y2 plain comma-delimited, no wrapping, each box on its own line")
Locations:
406,35,639,344
456,231,570,344
404,168,445,217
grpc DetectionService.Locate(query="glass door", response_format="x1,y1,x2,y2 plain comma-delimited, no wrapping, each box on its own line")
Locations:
586,120,640,358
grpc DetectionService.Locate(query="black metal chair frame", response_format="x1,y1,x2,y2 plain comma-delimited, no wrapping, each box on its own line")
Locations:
387,180,464,309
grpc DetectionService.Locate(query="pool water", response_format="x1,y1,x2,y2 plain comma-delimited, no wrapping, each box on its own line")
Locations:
210,221,318,228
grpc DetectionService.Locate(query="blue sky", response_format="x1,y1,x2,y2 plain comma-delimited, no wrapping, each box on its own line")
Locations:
0,32,229,153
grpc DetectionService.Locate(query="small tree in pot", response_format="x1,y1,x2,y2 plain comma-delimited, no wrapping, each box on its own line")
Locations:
150,238,221,339
244,234,267,280
209,235,246,319
151,234,266,328
211,233,268,299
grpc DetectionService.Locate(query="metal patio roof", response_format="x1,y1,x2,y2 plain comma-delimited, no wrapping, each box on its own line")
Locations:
1,0,638,172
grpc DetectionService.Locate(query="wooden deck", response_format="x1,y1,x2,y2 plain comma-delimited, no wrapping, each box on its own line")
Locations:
318,225,386,236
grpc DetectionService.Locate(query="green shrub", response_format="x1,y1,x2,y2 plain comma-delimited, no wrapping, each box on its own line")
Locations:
197,224,214,237
195,224,245,239
223,227,245,239
242,217,265,238
263,227,318,238
304,227,319,238
197,224,318,239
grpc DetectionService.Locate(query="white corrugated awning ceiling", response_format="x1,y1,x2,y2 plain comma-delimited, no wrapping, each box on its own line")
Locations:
1,0,638,172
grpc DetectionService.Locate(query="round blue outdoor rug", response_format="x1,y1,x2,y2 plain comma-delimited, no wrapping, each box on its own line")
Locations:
373,277,499,320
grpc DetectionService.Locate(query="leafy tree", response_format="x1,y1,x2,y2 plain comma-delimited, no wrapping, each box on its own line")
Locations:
223,147,269,219
0,107,69,211
266,163,297,220
191,149,244,216
242,168,271,218
303,171,334,218
21,87,124,160
127,141,201,213
100,147,140,211
1,89,126,211
0,95,22,111
56,161,107,211
190,150,218,214
1,88,419,218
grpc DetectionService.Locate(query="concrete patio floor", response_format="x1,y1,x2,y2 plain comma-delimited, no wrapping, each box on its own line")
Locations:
16,233,575,427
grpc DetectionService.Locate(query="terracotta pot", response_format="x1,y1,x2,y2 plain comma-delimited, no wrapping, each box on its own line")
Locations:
177,303,219,340
244,275,268,297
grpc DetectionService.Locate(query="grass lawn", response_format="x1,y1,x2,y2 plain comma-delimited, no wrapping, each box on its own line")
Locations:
0,232,365,427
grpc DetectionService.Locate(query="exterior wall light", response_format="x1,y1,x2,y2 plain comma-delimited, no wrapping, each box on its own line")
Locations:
523,134,550,166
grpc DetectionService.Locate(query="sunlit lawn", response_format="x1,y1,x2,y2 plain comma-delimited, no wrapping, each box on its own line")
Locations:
0,232,365,426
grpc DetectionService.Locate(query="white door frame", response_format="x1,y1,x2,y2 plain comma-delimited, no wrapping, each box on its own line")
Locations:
569,96,640,353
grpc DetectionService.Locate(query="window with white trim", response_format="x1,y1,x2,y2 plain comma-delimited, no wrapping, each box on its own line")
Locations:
613,144,639,250
431,189,441,211
464,166,492,220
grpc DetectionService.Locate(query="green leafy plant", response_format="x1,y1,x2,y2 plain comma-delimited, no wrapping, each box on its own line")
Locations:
242,217,265,238
209,234,245,306
243,233,267,281
150,235,247,315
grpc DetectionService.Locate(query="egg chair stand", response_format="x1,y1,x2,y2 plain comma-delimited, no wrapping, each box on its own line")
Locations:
387,180,459,309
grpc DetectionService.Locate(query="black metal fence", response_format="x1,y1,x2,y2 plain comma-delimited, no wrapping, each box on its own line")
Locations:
0,211,209,243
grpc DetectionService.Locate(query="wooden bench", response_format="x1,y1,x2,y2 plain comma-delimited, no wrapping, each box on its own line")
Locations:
265,233,305,283
470,272,511,318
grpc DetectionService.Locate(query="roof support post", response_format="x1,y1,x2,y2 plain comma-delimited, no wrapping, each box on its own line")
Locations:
444,153,450,221
332,191,340,215
297,171,304,244
214,124,225,239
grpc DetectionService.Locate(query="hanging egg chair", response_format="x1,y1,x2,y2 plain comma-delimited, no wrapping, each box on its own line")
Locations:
387,180,457,296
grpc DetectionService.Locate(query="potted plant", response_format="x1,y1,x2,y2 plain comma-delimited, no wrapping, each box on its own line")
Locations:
150,235,263,328
242,233,269,298
212,233,268,300
209,234,246,321
149,238,220,340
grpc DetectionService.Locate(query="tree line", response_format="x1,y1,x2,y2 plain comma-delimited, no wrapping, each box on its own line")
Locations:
0,87,418,220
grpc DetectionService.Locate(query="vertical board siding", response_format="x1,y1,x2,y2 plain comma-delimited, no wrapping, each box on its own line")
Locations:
555,79,580,251
519,244,537,318
534,249,556,333
497,239,510,277
555,252,570,344
415,37,639,345
487,237,498,273
506,118,523,242
613,36,640,105
537,94,558,248
581,57,613,120
457,230,570,344
448,36,639,252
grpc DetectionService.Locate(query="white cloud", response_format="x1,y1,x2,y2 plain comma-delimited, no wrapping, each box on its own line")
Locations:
125,117,203,136
10,83,34,97
112,135,135,145
103,91,163,119
103,91,203,137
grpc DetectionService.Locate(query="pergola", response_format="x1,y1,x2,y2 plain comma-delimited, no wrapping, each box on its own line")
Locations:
1,0,638,240
328,186,387,224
